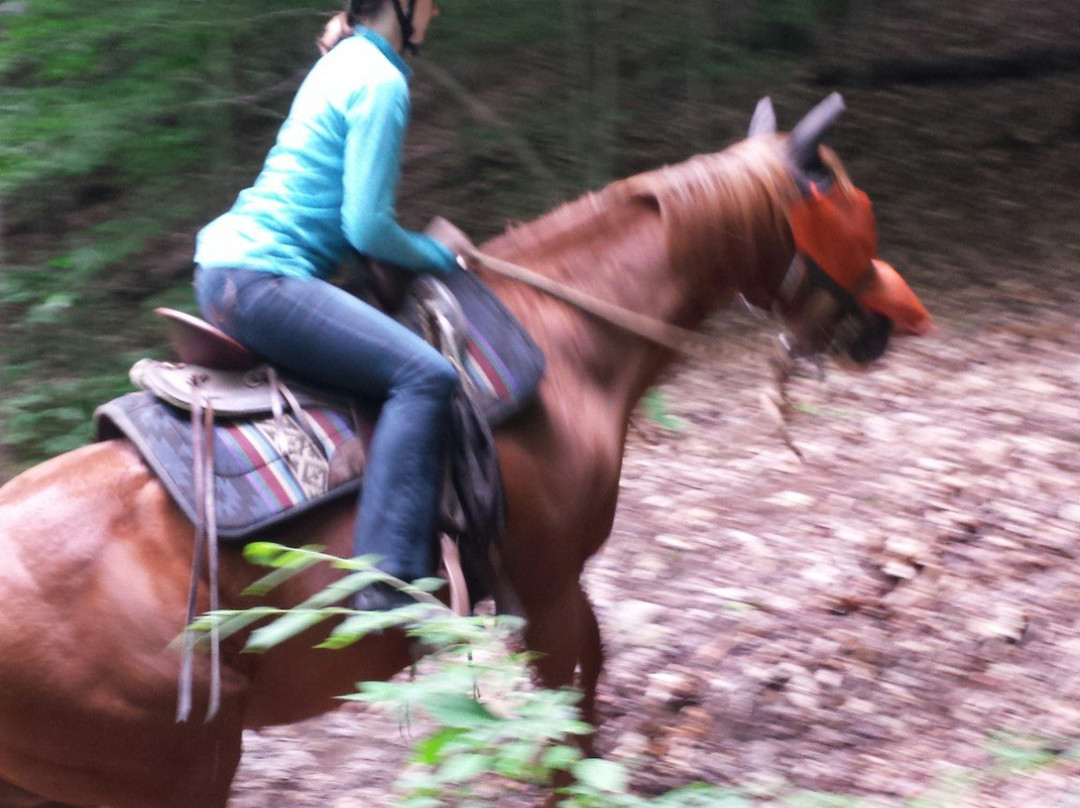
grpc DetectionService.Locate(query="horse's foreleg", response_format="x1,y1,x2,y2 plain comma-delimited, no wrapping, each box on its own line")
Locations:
576,590,604,730
523,582,604,755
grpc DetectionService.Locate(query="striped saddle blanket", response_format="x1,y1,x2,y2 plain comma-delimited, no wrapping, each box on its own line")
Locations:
93,269,544,542
95,392,369,539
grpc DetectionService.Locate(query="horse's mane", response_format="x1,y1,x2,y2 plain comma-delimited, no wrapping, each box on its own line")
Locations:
488,136,801,300
479,136,817,372
621,136,801,289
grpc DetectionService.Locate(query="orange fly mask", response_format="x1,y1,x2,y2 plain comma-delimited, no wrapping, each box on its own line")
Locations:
789,178,930,337
749,94,931,363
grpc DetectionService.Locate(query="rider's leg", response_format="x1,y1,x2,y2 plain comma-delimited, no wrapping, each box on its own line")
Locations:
194,266,459,607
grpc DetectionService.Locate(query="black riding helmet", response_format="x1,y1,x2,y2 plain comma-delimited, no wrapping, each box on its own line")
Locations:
347,0,419,54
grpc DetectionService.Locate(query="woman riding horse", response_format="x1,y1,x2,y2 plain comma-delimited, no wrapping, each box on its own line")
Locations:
0,88,928,807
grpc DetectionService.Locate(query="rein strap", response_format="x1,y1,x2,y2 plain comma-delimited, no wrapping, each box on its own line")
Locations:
467,249,720,360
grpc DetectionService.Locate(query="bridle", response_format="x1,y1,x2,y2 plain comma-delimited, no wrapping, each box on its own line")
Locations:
771,252,893,364
467,245,813,459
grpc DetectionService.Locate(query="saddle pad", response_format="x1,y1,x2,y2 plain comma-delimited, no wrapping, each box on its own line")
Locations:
439,268,545,425
94,392,363,540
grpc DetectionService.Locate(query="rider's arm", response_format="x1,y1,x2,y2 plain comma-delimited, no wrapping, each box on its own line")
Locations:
341,76,458,274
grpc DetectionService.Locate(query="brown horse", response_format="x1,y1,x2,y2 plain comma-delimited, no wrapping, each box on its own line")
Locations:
0,96,928,808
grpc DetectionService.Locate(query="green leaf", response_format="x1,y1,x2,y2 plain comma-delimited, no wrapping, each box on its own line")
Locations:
986,732,1058,772
245,609,333,653
409,576,449,594
541,743,581,772
397,796,443,808
242,548,326,596
318,607,432,649
571,758,630,794
188,606,279,643
243,541,325,567
641,388,688,431
780,791,861,808
413,727,471,766
437,752,492,783
658,784,748,808
425,693,501,728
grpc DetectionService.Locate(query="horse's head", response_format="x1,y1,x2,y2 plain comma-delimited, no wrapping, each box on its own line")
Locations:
746,94,931,365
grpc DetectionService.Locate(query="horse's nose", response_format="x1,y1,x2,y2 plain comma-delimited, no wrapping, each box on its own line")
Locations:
846,312,892,365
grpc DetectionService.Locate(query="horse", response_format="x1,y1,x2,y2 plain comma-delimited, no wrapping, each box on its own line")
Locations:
0,95,929,808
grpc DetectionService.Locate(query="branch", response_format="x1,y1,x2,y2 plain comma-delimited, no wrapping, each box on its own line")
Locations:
414,60,561,190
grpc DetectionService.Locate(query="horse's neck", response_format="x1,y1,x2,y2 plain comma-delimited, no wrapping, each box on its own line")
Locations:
483,190,733,414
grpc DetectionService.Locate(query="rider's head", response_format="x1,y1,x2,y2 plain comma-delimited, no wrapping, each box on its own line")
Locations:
320,0,439,55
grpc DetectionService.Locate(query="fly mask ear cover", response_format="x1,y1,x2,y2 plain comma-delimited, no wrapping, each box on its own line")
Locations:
751,93,932,336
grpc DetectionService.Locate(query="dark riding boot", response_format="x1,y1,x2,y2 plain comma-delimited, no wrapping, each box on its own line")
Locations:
345,353,457,613
351,580,416,612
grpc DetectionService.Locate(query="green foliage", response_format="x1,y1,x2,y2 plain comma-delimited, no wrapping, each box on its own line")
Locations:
747,0,821,52
0,0,324,195
180,546,1080,808
985,731,1069,773
640,388,689,432
0,281,186,469
431,0,563,52
192,543,747,807
0,361,136,460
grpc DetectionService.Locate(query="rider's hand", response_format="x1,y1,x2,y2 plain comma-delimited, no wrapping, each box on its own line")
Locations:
424,216,475,270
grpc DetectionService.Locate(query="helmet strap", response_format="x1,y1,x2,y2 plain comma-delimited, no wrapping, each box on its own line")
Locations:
390,0,418,55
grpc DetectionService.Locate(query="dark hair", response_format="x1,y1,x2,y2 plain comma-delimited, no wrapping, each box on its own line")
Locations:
346,0,386,25
318,0,397,54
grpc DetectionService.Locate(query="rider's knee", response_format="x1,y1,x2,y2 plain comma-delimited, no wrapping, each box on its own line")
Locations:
396,350,460,399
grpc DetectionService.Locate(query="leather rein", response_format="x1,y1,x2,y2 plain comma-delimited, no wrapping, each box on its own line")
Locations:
466,248,726,359
465,248,808,460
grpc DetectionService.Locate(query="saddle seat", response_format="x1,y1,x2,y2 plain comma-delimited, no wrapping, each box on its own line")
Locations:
133,308,347,418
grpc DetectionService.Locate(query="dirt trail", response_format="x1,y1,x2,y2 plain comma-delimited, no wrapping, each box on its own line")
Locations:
229,271,1080,806
229,16,1080,802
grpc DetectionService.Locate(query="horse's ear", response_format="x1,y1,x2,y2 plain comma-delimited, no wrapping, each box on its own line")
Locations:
748,96,777,137
787,92,845,175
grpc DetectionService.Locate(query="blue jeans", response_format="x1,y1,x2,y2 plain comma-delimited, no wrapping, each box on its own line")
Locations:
194,265,459,582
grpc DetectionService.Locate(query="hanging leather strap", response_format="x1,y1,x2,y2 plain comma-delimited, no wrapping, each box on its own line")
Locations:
177,376,222,724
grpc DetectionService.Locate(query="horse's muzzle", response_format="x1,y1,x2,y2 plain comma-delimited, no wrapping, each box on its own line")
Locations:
834,309,892,365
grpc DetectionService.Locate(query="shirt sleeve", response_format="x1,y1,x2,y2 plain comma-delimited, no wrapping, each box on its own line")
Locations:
341,77,458,275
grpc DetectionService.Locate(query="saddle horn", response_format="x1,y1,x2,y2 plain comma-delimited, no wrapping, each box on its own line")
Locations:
786,92,846,188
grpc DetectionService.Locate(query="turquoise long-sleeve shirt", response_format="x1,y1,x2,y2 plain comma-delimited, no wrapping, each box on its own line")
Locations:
195,28,457,280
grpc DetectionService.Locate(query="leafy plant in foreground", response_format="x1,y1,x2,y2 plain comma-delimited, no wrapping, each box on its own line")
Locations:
196,543,745,807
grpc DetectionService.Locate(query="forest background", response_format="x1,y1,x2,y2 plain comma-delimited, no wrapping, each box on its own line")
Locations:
5,3,1080,804
1,0,1078,479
